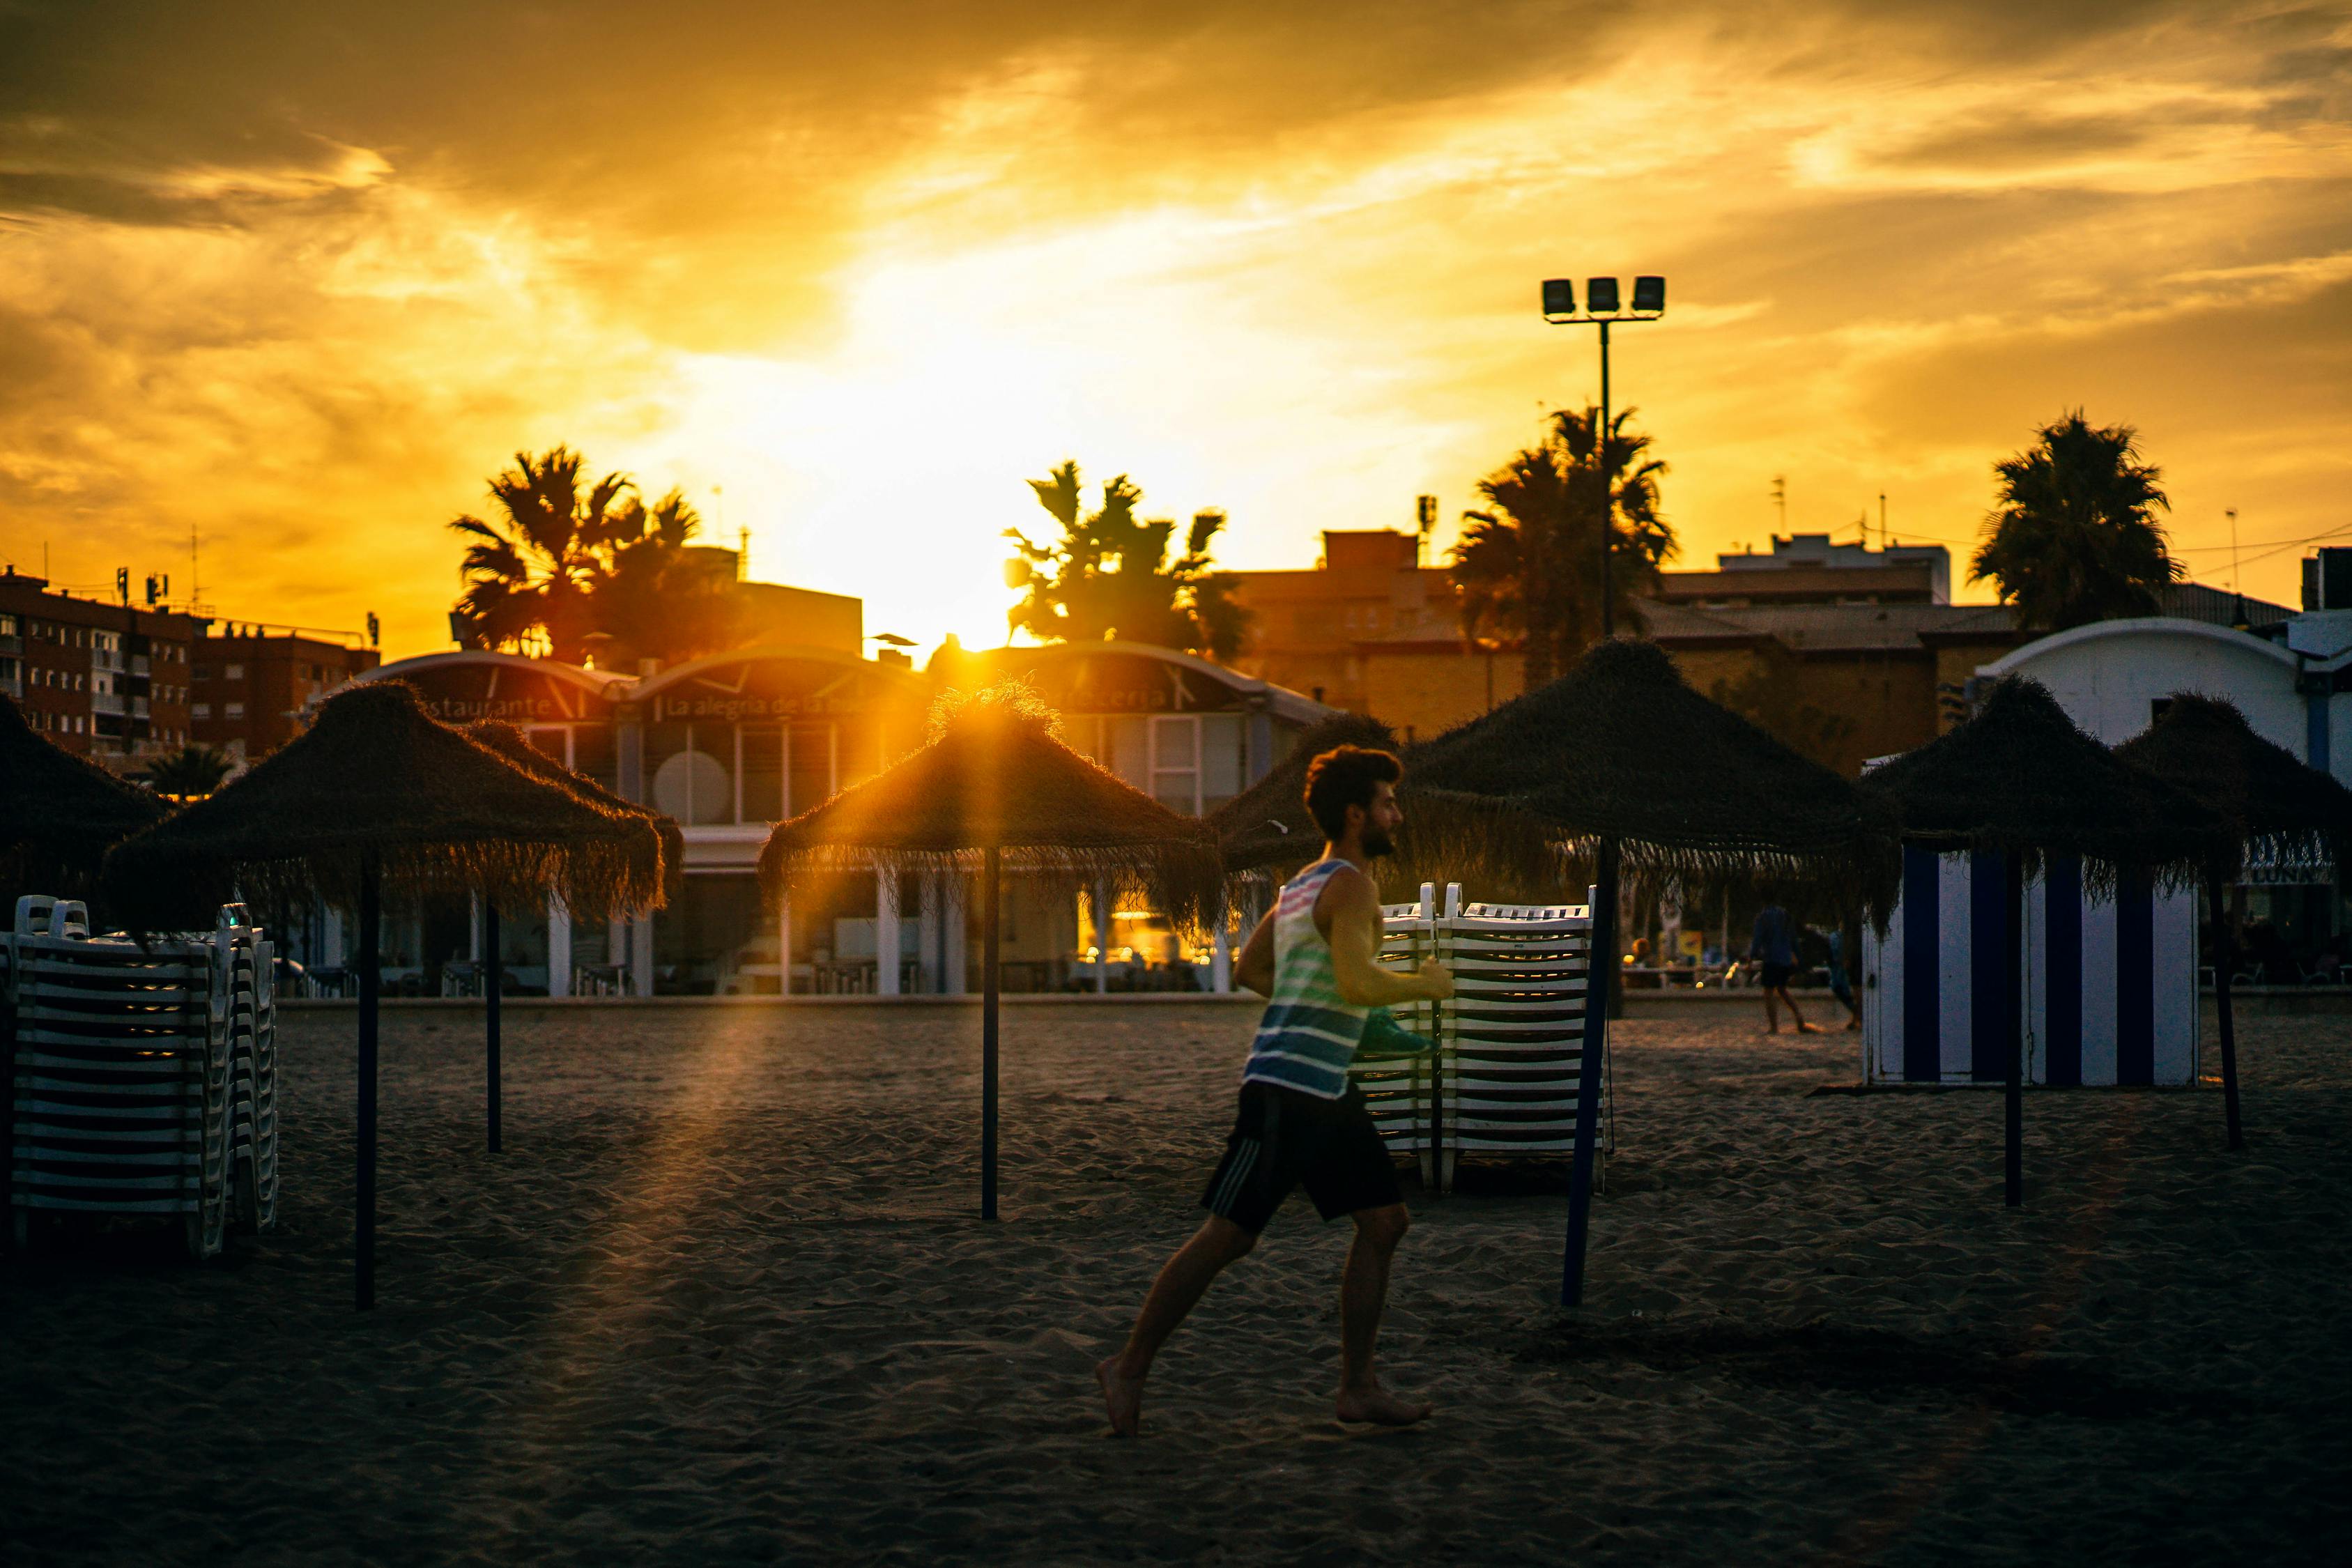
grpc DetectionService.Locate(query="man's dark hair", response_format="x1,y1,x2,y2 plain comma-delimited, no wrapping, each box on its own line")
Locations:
1303,745,1403,840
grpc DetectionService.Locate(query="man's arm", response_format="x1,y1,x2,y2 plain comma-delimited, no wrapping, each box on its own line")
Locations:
1233,908,1277,997
1319,867,1453,1007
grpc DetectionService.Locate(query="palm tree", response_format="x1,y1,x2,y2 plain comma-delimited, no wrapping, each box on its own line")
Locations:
584,489,735,667
1970,412,2181,631
1451,406,1673,687
1005,462,1250,660
448,447,633,662
137,744,233,801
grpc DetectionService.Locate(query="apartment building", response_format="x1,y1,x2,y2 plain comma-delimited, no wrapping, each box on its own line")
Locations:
191,624,381,761
0,567,203,763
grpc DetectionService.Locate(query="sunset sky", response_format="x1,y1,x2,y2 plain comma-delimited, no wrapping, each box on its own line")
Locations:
3,2,2348,660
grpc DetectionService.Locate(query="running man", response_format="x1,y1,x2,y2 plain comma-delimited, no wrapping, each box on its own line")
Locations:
1096,746,1454,1436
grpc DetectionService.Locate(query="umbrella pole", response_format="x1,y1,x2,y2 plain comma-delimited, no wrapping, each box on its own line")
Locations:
2005,851,2024,1208
2206,876,2243,1151
1562,838,1617,1307
485,899,502,1155
981,847,1001,1222
355,850,381,1312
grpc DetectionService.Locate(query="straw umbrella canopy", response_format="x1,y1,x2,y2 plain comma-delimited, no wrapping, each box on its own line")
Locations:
1209,712,1556,899
1860,675,2224,1208
2116,693,2352,1150
1404,638,1901,1308
102,679,664,1309
0,691,167,915
466,719,681,1155
1407,638,1900,905
759,683,1222,1220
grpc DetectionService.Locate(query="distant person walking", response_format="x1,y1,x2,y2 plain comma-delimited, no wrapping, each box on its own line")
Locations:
1825,925,1861,1031
1749,900,1817,1035
1097,746,1454,1437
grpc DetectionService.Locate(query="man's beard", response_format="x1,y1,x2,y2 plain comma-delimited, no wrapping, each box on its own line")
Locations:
1362,824,1397,859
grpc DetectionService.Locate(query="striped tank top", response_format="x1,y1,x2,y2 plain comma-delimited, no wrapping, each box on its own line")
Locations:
1240,858,1371,1099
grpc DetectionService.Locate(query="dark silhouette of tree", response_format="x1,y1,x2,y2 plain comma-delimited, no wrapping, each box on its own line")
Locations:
1970,411,2180,631
1451,405,1673,688
137,744,233,799
1005,461,1250,660
449,447,727,666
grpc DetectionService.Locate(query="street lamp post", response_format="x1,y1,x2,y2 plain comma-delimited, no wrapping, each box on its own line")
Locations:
1540,275,1665,639
1539,273,1662,1307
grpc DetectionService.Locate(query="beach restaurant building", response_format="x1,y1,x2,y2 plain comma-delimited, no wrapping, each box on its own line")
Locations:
314,642,1333,996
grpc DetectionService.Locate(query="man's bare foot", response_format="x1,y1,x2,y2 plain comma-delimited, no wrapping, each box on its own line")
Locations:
1097,1357,1144,1437
1797,1021,1822,1034
1336,1385,1432,1426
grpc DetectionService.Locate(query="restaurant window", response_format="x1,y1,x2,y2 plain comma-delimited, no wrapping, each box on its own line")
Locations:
1200,713,1245,813
525,725,572,769
739,724,785,822
648,720,730,826
572,724,618,792
787,721,836,817
1151,714,1198,815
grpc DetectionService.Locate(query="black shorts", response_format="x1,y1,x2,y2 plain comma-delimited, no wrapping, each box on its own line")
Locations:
1761,962,1794,989
1199,1081,1403,1234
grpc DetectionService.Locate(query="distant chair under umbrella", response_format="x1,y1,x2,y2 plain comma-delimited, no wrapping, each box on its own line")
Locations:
0,691,167,917
467,720,679,1153
2116,694,2352,1150
1860,677,2222,1206
1406,638,1901,1305
759,683,1222,1220
103,680,664,1307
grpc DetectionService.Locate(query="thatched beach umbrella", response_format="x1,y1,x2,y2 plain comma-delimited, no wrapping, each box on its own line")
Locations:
759,684,1221,1219
2117,694,2352,1151
468,721,679,1155
0,691,167,915
1408,638,1900,1305
1861,677,2222,1207
104,680,663,1307
1209,712,1555,898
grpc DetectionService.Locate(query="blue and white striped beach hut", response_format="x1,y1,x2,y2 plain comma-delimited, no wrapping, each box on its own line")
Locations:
1861,847,2199,1086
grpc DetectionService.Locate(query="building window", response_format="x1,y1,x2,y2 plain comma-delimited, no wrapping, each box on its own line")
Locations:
192,704,211,720
225,663,244,681
225,701,245,719
193,664,210,681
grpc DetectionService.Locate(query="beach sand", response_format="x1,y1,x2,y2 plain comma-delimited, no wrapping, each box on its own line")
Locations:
3,1000,2348,1566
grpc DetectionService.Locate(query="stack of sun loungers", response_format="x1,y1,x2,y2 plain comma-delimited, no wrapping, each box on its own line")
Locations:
3,896,277,1259
1353,884,1606,1194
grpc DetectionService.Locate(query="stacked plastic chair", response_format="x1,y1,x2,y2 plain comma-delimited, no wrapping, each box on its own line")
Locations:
3,895,276,1259
1351,882,1606,1194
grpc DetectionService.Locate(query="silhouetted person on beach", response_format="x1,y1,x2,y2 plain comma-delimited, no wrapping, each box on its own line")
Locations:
1751,900,1817,1035
1097,746,1454,1436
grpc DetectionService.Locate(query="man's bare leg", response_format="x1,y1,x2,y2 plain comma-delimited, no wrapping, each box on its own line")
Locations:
1780,987,1820,1033
1334,1204,1430,1426
1097,1215,1256,1436
1762,987,1781,1033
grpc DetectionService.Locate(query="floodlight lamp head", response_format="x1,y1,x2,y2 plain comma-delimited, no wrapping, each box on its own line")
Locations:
1585,276,1620,314
1631,275,1666,314
1541,277,1576,318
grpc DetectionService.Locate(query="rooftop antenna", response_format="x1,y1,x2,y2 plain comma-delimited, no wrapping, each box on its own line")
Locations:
2227,507,2240,594
1415,495,1437,565
1878,493,1887,551
1771,475,1787,536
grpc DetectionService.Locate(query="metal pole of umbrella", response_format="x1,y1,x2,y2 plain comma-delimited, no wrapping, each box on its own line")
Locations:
1562,842,1617,1306
355,849,381,1311
2005,850,2024,1208
981,847,1001,1221
2206,877,2243,1150
485,899,502,1155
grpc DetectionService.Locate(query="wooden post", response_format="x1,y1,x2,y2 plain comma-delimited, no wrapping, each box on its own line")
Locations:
2208,876,2243,1150
1562,845,1616,1306
981,847,1001,1221
355,850,381,1312
484,900,502,1155
2005,850,2024,1208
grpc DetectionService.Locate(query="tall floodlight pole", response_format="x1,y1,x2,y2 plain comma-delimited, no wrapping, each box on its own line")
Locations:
1539,274,1664,1307
1540,277,1665,638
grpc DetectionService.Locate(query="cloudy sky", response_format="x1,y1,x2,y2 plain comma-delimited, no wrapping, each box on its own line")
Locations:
3,1,2347,659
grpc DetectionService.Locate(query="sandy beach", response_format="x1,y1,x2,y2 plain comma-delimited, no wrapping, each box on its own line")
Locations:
4,999,2349,1566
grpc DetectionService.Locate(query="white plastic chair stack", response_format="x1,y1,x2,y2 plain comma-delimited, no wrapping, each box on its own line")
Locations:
1358,884,1442,1185
223,918,279,1233
1431,885,1601,1193
2,895,275,1259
